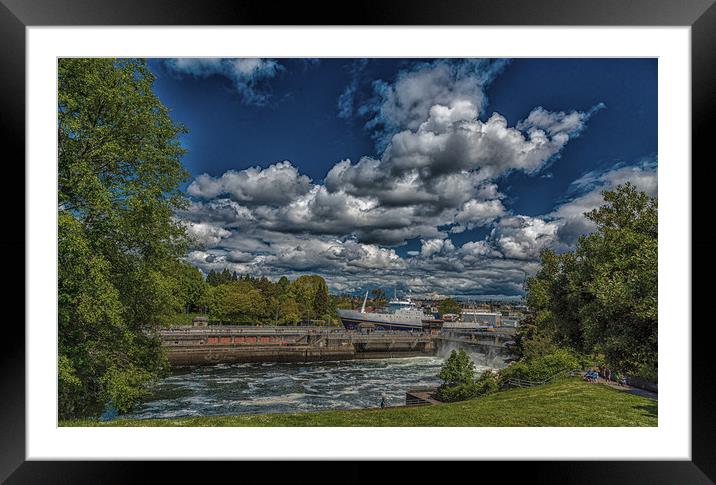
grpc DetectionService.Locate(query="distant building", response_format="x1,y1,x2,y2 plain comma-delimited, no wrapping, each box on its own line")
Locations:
192,316,209,327
500,318,520,327
460,310,502,326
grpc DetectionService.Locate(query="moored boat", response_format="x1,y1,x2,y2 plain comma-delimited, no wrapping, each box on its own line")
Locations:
338,291,429,331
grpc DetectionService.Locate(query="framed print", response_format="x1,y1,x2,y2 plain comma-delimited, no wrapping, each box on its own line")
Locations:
4,0,714,482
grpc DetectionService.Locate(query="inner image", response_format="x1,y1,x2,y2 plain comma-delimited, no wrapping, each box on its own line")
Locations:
58,57,658,427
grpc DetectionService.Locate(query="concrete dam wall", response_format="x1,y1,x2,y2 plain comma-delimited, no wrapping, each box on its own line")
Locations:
159,327,436,366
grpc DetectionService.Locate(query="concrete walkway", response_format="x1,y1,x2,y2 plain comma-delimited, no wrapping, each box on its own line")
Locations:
583,374,658,401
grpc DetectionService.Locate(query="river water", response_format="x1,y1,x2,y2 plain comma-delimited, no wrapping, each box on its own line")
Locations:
116,352,503,421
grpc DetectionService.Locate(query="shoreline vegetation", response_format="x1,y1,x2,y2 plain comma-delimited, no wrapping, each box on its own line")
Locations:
61,378,657,427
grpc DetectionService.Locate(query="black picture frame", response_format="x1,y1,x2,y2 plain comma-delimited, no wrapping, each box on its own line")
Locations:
3,0,713,482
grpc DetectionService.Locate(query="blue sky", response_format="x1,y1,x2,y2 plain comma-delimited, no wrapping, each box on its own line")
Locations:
148,58,657,297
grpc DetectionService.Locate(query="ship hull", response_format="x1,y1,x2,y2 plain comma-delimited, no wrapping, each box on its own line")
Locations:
337,309,424,331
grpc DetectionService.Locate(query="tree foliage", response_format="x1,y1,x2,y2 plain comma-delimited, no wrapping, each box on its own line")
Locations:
203,273,335,325
523,183,657,378
58,58,189,418
498,349,580,385
438,298,462,316
438,349,475,387
370,288,386,308
436,350,501,403
207,280,264,324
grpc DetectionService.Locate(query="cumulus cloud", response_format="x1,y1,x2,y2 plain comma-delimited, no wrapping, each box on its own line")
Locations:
183,221,232,248
165,58,284,105
363,59,510,148
420,238,456,258
185,230,537,297
454,198,506,230
458,240,503,260
550,160,658,246
488,216,559,260
426,104,593,178
187,161,313,206
175,59,624,296
332,103,596,202
570,159,657,197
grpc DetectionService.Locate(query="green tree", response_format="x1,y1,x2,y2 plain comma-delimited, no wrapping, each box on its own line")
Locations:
438,298,462,316
171,261,208,314
313,278,330,321
370,288,386,308
277,276,290,295
290,275,329,322
208,281,265,324
577,183,657,376
333,295,354,310
206,269,220,286
278,296,301,324
525,183,657,378
438,349,476,387
58,58,189,418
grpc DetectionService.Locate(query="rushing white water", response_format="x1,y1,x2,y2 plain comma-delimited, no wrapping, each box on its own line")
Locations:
115,352,503,421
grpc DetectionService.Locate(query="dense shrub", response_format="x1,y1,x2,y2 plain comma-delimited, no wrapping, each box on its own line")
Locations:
474,369,500,395
498,349,580,388
438,349,475,387
436,369,500,403
436,383,478,402
635,363,658,383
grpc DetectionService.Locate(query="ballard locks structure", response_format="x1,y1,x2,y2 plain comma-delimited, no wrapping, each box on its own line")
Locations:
159,326,514,366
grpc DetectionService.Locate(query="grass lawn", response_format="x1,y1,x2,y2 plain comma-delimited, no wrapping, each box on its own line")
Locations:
62,378,657,427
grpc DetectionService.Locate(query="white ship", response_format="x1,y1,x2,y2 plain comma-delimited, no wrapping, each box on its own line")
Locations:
338,291,428,331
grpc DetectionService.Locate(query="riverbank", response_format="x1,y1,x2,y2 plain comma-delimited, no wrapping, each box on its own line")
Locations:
62,378,657,427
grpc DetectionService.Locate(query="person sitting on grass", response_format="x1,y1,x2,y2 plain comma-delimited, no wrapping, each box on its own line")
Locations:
613,372,627,387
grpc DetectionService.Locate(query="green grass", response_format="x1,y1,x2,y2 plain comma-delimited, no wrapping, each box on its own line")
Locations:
61,378,656,427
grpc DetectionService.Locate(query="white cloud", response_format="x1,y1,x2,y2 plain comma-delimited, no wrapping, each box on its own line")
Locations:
490,216,559,260
185,231,539,298
516,103,605,137
175,59,624,296
459,240,502,259
337,59,369,119
183,221,232,248
177,100,599,290
570,160,657,197
187,161,313,206
167,58,224,77
165,58,284,105
322,102,594,242
385,106,596,180
364,59,510,147
420,238,455,258
454,198,506,229
550,160,658,246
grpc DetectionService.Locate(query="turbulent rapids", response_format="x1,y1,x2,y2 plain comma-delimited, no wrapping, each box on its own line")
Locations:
115,354,501,421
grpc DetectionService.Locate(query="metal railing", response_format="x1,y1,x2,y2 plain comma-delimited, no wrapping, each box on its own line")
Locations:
158,326,345,335
503,368,579,389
